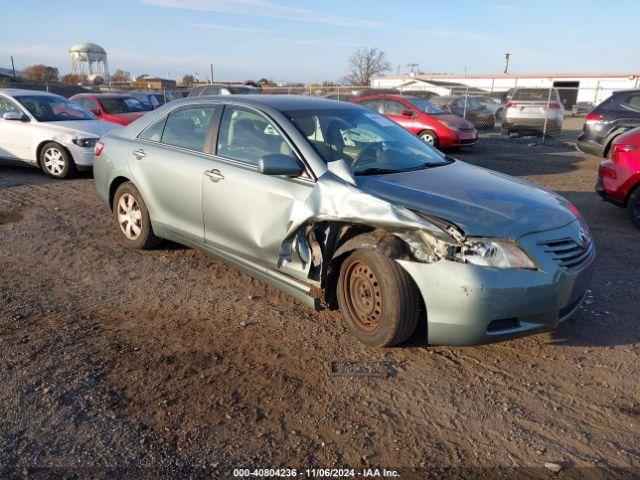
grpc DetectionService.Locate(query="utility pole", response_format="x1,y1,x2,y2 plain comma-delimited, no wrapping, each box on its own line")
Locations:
11,56,16,79
504,52,511,74
407,63,419,76
210,63,214,84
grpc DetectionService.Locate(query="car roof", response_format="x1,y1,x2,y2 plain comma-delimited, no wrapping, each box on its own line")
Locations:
0,88,61,98
178,94,356,111
354,93,411,102
74,93,133,99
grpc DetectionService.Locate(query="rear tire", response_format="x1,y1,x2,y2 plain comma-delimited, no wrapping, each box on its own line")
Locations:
627,187,640,230
419,130,439,148
39,142,75,179
337,249,420,347
113,182,160,249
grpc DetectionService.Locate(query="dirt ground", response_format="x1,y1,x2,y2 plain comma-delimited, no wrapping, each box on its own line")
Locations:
1,135,639,479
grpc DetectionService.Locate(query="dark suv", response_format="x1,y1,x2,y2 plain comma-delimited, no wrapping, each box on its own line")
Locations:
577,90,640,157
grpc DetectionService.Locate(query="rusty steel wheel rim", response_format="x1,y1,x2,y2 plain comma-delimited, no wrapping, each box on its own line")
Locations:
343,260,383,332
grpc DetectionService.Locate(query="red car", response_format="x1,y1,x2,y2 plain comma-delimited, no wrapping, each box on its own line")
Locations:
352,94,477,149
70,93,151,126
596,127,640,228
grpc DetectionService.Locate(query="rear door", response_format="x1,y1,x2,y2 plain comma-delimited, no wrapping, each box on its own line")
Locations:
128,103,221,243
202,104,314,269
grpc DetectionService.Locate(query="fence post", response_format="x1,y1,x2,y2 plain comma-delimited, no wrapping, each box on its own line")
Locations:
463,86,469,119
541,86,553,144
594,81,600,105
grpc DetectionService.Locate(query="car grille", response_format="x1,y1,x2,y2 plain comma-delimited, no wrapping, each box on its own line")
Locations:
538,237,594,271
459,127,475,132
459,138,477,144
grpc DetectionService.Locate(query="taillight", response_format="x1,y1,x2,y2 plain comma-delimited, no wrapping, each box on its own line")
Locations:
548,102,561,109
94,141,105,157
505,102,514,109
585,112,604,123
612,143,638,153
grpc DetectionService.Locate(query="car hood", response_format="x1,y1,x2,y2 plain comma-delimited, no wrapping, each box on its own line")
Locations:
437,113,475,130
39,120,116,138
356,160,577,238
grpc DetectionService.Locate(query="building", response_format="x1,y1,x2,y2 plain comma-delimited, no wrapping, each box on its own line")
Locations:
372,73,640,107
133,75,177,91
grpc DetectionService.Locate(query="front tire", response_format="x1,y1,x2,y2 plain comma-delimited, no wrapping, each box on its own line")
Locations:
627,187,640,230
40,142,75,179
337,250,420,347
419,130,439,148
113,182,160,249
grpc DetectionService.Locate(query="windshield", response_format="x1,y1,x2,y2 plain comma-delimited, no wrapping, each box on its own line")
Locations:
285,107,449,175
16,95,94,122
405,97,444,114
99,97,150,114
229,86,260,94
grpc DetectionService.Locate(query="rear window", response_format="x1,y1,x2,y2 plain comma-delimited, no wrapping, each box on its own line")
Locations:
512,89,558,101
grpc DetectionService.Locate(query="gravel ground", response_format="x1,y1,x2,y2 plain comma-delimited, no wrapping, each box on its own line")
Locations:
0,136,639,480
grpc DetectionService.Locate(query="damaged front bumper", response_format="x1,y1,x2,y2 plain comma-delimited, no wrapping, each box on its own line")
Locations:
397,221,595,346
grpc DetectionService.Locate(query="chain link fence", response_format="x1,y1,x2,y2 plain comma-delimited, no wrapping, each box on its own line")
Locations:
259,82,628,145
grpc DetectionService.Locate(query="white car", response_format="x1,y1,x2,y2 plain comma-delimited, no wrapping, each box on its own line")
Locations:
0,89,115,178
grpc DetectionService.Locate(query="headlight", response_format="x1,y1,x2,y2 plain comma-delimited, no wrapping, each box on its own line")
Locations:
72,138,98,148
459,238,536,269
438,119,459,130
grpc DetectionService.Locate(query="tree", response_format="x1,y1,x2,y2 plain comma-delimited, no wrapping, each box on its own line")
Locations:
92,75,104,86
111,69,131,82
61,73,87,85
343,47,390,86
182,74,195,88
23,64,59,83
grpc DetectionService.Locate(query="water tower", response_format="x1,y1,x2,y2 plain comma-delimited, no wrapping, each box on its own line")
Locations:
69,43,109,81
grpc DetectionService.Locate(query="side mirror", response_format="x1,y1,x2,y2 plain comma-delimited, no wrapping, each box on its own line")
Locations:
401,110,414,117
258,154,303,177
2,112,25,121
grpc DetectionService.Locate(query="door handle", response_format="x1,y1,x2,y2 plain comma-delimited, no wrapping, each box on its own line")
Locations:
132,148,146,160
204,169,225,182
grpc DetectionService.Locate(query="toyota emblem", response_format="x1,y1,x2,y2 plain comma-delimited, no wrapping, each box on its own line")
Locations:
578,228,589,247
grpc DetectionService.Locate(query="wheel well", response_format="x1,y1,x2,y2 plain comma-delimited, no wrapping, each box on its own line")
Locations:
108,176,131,211
36,141,73,166
322,227,411,309
603,130,626,157
624,181,640,207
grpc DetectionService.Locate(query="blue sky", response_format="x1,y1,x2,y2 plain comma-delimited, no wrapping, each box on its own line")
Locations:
1,0,638,83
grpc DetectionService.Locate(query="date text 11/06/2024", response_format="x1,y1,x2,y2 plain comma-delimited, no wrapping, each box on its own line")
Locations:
232,468,401,477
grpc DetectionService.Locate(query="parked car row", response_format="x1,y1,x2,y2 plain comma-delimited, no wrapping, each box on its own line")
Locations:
0,88,597,349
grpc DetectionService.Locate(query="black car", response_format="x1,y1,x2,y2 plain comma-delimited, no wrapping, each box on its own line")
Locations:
431,95,496,131
577,90,640,157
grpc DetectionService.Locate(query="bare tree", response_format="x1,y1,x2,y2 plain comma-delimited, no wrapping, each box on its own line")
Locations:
182,74,195,88
23,64,59,83
343,47,390,86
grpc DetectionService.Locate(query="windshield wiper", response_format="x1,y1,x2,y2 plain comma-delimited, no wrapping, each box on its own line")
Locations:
354,167,404,176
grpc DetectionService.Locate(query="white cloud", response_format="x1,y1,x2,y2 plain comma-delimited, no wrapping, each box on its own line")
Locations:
194,23,274,33
407,29,487,40
140,0,381,27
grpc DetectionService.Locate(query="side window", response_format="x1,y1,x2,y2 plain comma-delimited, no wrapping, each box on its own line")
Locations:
0,97,21,115
139,116,167,142
624,95,640,111
160,106,218,152
203,86,221,95
77,98,97,113
217,106,295,166
360,100,381,113
383,100,406,116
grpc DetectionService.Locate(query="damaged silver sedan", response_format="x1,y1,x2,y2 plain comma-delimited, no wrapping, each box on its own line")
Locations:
93,96,595,347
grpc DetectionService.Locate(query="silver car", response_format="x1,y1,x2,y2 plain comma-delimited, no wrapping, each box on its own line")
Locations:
502,88,564,136
94,96,594,347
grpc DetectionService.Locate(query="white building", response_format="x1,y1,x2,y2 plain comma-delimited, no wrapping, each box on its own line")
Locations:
372,73,640,107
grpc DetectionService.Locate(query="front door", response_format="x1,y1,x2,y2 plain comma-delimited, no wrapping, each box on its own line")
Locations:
203,104,314,269
0,96,32,160
382,99,417,133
